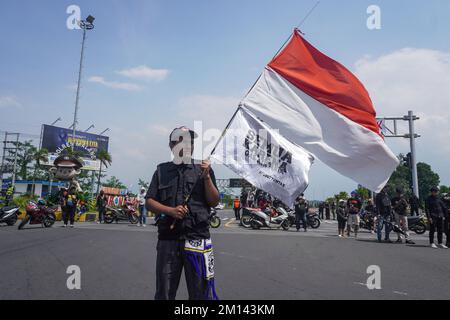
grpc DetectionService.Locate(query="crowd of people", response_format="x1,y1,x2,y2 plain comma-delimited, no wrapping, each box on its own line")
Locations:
232,186,450,249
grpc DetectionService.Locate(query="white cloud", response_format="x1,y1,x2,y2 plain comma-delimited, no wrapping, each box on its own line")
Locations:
355,48,450,184
88,76,143,91
0,96,21,108
117,65,170,81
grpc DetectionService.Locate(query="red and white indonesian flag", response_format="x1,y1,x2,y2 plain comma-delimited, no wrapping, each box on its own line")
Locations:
240,30,399,193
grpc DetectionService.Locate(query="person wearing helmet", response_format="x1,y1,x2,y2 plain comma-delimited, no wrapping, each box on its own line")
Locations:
337,199,347,237
346,191,362,238
391,187,415,245
137,187,147,227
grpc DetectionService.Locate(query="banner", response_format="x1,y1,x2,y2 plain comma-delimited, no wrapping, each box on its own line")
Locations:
211,109,314,207
41,125,109,158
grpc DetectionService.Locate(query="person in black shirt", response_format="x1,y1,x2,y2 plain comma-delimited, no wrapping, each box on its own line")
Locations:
96,190,107,224
146,127,220,300
346,191,362,238
391,188,415,245
425,187,448,249
294,194,308,232
60,187,78,228
442,193,450,247
375,186,393,243
336,199,347,237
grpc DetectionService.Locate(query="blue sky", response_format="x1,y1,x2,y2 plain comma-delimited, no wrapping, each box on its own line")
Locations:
1,0,450,199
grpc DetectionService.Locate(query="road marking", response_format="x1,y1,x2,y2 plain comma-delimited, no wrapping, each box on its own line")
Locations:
225,219,237,228
393,291,408,296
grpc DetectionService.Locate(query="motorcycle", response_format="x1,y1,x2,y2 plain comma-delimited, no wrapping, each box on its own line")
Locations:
249,206,291,231
18,200,57,230
104,204,139,224
286,210,321,229
0,204,20,226
241,207,261,228
407,214,427,235
209,208,221,228
359,210,375,231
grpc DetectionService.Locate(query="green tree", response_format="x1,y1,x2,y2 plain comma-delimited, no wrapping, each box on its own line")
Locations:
387,155,440,202
138,179,149,190
6,140,36,180
356,186,370,201
31,148,49,195
440,185,450,194
334,191,349,201
103,176,127,189
96,150,112,194
417,163,440,201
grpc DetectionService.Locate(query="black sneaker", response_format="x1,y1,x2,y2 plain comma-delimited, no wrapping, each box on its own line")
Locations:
406,240,415,245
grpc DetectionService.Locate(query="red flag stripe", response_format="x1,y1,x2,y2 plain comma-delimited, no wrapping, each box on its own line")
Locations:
268,30,381,137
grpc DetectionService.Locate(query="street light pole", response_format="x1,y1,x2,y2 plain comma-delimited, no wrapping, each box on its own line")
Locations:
72,16,95,144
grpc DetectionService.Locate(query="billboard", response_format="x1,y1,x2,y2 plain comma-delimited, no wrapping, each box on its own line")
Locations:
41,125,109,158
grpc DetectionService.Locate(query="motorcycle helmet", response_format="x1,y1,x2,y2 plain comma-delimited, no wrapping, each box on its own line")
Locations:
338,199,346,206
37,199,46,206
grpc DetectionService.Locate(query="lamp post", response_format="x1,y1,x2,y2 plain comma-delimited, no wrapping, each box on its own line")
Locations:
85,124,95,132
72,15,95,143
99,128,110,136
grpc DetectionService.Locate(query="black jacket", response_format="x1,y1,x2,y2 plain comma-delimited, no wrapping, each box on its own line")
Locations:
146,161,217,241
376,192,392,217
425,195,446,219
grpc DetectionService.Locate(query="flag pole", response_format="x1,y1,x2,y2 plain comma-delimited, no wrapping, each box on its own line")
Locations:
170,5,321,229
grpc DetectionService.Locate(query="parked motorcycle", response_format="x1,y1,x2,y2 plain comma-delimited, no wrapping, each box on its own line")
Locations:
0,204,20,226
241,207,259,228
286,210,321,229
407,214,427,235
18,200,56,230
359,210,375,231
104,204,139,224
249,206,291,231
209,208,221,228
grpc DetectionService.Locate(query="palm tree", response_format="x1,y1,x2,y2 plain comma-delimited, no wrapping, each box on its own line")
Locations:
96,150,112,194
31,148,49,196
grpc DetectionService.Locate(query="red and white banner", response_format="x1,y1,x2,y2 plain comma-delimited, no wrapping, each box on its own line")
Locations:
241,30,399,192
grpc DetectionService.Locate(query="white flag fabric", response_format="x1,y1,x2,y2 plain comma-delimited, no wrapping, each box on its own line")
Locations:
241,30,399,192
211,108,314,207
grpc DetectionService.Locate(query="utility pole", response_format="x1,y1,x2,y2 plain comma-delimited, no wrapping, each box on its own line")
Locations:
377,110,420,199
0,132,20,191
72,15,95,142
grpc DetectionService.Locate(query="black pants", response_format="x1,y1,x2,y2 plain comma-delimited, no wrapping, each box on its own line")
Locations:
155,240,212,300
337,217,346,230
234,208,241,220
429,217,444,244
98,207,106,222
444,217,450,245
62,208,75,225
295,212,307,230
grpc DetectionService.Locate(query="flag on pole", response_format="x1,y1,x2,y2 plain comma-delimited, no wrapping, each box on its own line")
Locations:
211,108,314,207
240,29,399,192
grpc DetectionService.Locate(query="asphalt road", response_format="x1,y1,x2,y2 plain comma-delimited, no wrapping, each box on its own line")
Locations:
0,209,449,300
